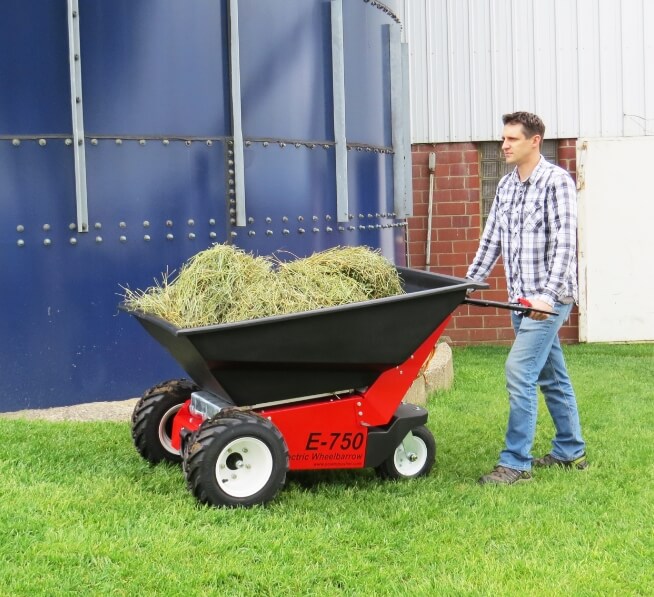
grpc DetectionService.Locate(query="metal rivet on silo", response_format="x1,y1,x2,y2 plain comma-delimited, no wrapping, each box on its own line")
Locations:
162,139,169,146
69,223,76,230
181,140,189,147
326,227,333,233
368,214,373,218
265,217,272,224
312,228,319,233
39,139,47,146
312,216,318,222
44,238,52,246
143,235,150,241
266,230,273,236
282,216,288,222
116,139,123,145
262,141,269,147
325,215,332,221
360,225,366,231
17,239,25,247
323,145,330,149
229,208,236,216
229,199,236,206
227,150,234,157
359,214,365,219
245,140,251,147
248,231,256,236
94,222,102,230
209,218,216,225
188,233,196,240
78,139,84,146
142,221,149,228
279,142,286,148
228,169,235,176
230,218,236,225
74,54,79,61
309,144,316,149
209,232,217,239
206,140,213,147
298,228,305,234
120,235,127,242
228,179,235,186
349,214,354,220
119,221,127,228
166,233,173,240
69,238,77,245
247,217,254,224
12,139,20,146
76,97,81,104
91,138,98,145
348,226,355,231
297,216,303,222
230,231,237,238
16,225,24,233
295,143,301,148
95,236,102,243
65,139,72,146
166,220,173,227
282,229,290,235
228,189,235,196
228,160,234,167
43,224,51,231
368,225,375,230
338,226,345,231
187,219,195,226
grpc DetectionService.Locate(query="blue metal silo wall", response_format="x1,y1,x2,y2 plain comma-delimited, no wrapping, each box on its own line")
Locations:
0,0,408,411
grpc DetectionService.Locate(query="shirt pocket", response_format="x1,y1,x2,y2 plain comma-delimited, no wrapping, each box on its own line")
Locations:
523,200,544,232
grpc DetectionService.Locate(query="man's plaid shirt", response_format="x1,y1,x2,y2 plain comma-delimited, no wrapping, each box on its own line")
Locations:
467,156,578,307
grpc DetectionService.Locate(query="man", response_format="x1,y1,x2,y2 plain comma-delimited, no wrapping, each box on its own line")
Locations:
467,111,587,485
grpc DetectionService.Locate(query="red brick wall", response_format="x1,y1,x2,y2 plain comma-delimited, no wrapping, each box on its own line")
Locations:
407,140,579,345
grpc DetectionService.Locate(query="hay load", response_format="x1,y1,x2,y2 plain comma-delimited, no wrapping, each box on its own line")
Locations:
122,244,404,328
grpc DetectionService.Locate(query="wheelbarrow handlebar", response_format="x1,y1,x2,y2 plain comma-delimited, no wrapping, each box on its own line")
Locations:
463,297,558,316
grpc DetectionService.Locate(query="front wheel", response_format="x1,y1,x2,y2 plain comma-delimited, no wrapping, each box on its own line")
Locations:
131,379,197,464
375,425,436,480
183,412,289,508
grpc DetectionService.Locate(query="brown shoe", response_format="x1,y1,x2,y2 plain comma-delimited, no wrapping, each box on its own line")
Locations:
478,465,532,485
533,453,589,470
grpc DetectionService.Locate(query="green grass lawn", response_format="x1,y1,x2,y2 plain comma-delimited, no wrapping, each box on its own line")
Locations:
1,344,652,596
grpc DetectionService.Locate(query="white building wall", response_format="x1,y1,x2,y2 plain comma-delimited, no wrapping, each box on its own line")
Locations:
401,0,654,143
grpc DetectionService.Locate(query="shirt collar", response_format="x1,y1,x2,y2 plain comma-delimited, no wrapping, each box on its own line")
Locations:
509,155,548,185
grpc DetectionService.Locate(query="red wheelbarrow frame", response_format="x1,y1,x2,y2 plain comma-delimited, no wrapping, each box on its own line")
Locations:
169,316,451,471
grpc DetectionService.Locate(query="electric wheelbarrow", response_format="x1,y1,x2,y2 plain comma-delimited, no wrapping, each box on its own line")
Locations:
123,267,493,508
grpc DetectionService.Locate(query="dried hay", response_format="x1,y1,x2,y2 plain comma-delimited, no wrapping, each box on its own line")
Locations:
122,244,404,327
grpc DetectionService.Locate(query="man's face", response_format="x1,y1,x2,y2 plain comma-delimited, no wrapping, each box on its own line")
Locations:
501,123,540,166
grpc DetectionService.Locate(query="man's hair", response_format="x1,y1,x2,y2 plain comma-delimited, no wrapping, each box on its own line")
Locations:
502,111,545,139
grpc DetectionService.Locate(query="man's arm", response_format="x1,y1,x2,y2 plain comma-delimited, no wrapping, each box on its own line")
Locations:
536,172,577,307
466,195,502,283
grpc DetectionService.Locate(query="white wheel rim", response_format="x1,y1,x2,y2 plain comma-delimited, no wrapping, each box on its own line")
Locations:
215,437,274,498
393,436,428,477
158,404,183,455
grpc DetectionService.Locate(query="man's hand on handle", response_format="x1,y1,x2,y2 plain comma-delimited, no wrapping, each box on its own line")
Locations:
524,298,553,321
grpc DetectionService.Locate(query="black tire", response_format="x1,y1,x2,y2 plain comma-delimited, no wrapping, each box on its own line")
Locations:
374,425,436,480
183,412,289,508
131,379,197,464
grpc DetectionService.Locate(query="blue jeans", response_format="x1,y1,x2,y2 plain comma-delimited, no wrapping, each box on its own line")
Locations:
498,302,586,471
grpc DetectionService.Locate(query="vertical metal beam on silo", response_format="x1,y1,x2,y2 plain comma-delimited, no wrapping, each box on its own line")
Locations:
331,0,349,223
228,0,246,227
67,0,89,232
388,23,412,218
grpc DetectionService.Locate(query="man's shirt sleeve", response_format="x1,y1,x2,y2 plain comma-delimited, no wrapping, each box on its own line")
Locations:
466,194,502,282
537,172,578,306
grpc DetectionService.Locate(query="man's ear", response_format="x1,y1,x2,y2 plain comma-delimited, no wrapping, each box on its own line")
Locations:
532,134,542,149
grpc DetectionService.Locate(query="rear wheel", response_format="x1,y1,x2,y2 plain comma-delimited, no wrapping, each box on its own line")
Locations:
375,425,436,479
131,379,197,464
183,412,288,508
